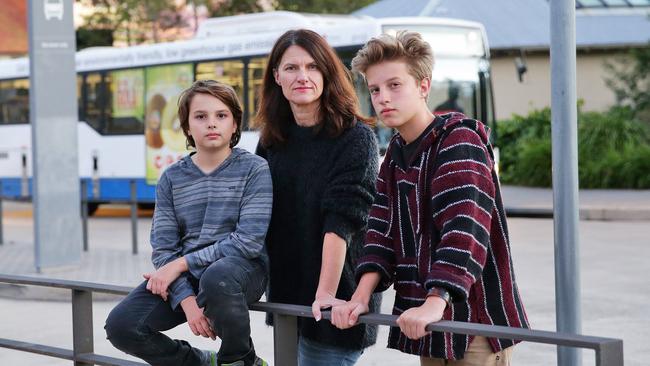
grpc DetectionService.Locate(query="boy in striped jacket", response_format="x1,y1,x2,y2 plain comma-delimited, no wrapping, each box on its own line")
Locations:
331,31,529,365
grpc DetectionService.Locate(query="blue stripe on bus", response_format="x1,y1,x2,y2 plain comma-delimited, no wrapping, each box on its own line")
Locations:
0,178,155,203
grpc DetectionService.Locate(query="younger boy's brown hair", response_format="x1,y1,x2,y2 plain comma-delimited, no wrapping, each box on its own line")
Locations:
177,80,242,149
351,30,434,84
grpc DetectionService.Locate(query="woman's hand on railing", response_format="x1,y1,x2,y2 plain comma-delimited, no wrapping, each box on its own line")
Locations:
311,291,346,322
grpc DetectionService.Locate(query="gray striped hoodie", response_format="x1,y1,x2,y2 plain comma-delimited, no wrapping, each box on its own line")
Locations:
150,148,272,309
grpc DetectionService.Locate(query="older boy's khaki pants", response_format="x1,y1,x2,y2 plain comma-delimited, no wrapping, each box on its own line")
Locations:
420,336,513,366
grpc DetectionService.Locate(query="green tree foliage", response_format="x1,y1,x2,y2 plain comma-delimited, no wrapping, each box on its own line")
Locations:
76,27,113,50
498,106,650,188
77,0,179,46
76,0,374,47
194,0,373,16
604,43,650,124
275,0,375,14
197,0,266,16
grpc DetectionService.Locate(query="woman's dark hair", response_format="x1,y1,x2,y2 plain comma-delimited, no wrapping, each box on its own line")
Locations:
177,80,242,149
254,29,371,147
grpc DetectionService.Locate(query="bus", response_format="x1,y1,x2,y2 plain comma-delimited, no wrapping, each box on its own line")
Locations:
0,11,495,214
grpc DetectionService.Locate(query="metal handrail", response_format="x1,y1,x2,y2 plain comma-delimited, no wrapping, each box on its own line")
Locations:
0,274,624,366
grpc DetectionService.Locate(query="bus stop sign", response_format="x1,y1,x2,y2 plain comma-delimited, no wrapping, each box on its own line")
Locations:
28,0,82,270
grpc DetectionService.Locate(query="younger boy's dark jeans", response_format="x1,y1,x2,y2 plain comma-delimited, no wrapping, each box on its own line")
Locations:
105,255,267,366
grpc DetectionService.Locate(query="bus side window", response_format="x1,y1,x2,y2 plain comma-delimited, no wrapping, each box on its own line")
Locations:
196,60,246,127
0,79,30,125
85,73,106,134
77,75,85,122
106,69,145,135
247,57,267,130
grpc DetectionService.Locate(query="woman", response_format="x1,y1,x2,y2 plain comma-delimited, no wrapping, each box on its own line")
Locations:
255,29,381,365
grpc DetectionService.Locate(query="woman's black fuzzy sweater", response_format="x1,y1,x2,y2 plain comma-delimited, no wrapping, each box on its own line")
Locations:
257,120,382,350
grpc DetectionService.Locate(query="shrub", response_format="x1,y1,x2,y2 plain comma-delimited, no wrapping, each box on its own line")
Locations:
497,106,650,188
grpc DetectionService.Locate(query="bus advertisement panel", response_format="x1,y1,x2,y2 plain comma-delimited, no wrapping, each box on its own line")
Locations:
144,64,193,184
111,69,144,120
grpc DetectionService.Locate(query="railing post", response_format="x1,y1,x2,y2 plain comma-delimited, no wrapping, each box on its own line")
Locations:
596,339,624,366
273,314,298,366
130,180,138,255
81,180,89,252
72,289,94,366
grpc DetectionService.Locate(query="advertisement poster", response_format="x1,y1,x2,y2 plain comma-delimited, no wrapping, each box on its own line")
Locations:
111,69,144,120
145,64,193,184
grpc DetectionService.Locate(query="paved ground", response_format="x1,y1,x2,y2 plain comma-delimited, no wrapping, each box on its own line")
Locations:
1,186,649,365
501,186,650,221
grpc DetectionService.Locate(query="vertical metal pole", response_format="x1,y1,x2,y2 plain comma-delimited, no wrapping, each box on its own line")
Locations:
130,180,138,255
72,289,93,366
273,314,298,366
81,180,89,252
550,1,582,365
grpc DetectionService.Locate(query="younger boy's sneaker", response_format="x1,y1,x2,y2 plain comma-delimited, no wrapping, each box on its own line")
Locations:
219,357,269,366
253,357,269,366
203,350,217,366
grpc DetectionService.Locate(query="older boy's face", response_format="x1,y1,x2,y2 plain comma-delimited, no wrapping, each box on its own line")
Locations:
366,60,428,129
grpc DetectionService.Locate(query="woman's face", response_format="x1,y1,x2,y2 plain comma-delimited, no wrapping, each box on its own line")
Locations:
274,45,324,110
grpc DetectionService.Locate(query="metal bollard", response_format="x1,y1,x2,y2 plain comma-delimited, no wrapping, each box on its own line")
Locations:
91,151,100,199
81,180,88,252
130,180,138,255
20,151,28,198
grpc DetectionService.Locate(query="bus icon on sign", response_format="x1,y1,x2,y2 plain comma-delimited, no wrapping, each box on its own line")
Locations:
44,0,64,21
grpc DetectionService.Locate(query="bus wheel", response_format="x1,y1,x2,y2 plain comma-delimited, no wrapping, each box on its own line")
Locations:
137,203,155,210
87,203,100,216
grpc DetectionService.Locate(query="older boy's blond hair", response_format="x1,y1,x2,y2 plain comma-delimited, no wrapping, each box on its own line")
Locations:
351,30,434,83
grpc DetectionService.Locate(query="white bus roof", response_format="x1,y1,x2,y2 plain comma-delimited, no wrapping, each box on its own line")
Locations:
0,11,487,80
195,11,377,38
379,17,485,30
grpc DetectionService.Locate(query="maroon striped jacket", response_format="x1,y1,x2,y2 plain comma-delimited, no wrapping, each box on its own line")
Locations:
357,113,529,360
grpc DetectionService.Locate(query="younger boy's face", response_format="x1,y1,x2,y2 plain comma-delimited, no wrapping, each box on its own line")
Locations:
187,93,237,152
366,60,429,130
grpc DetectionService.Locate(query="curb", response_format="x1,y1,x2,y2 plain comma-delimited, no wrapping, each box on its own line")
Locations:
505,207,650,221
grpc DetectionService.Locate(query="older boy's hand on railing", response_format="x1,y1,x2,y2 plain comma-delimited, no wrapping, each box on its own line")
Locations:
331,299,369,329
181,296,216,340
143,257,188,301
396,295,447,340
